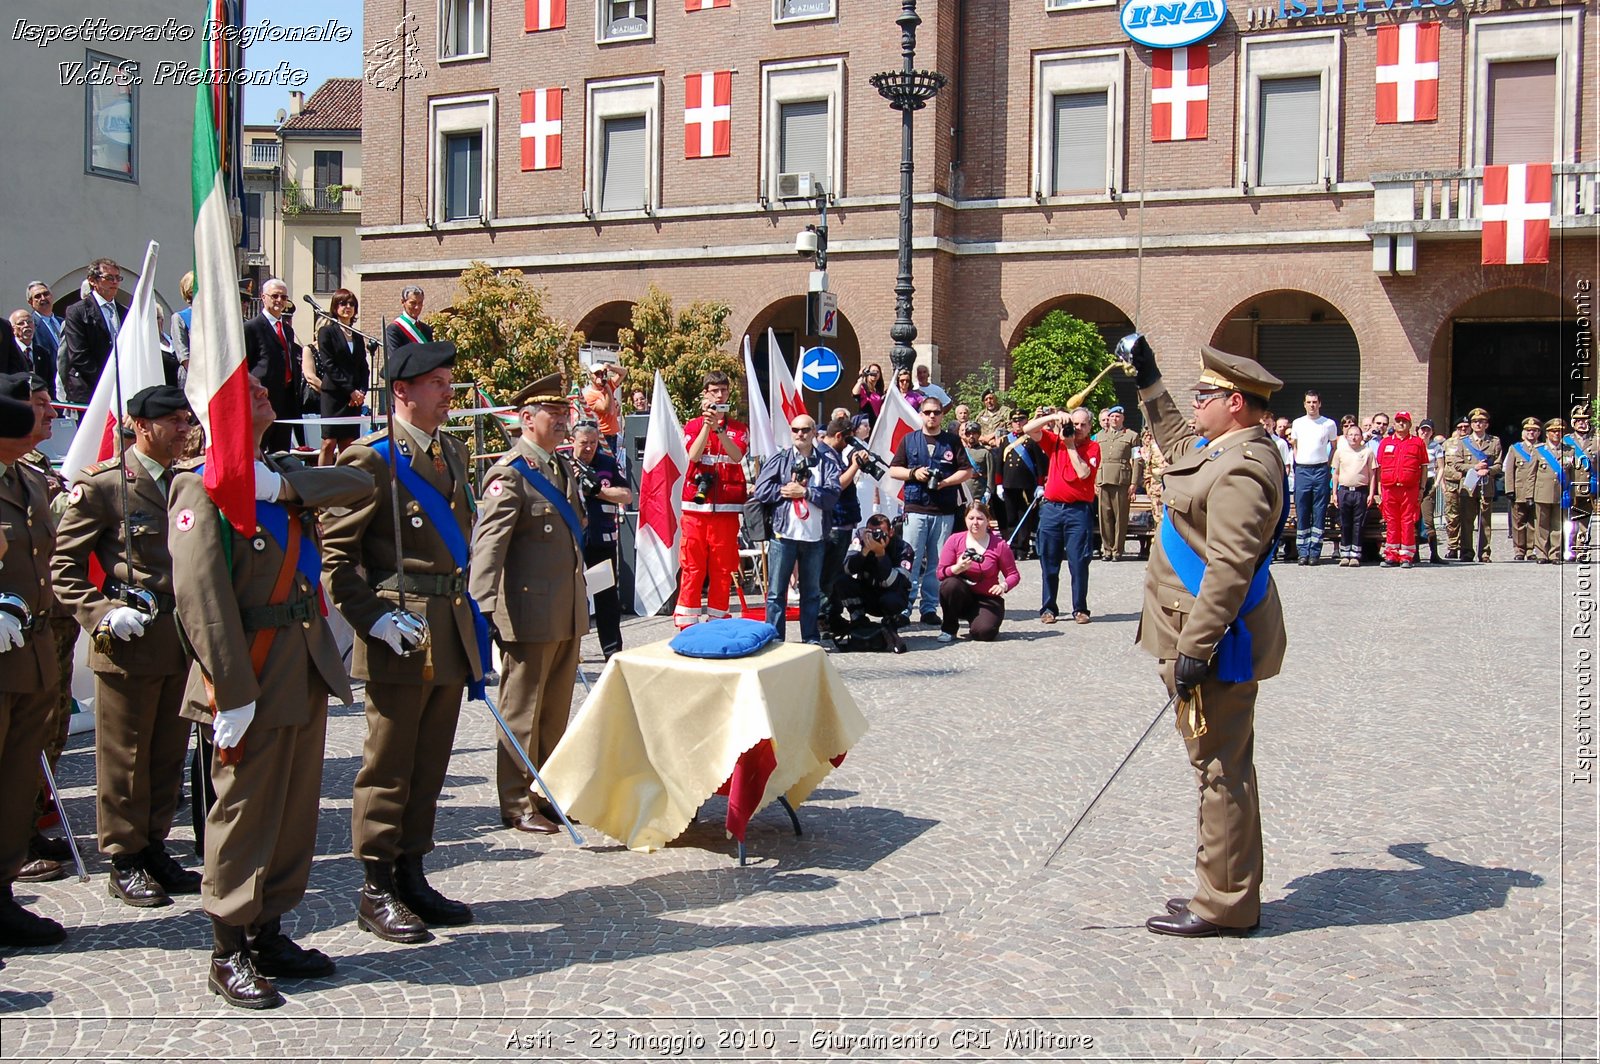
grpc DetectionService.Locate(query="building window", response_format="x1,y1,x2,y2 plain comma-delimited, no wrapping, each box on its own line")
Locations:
1466,11,1580,167
84,51,138,182
586,77,661,213
1239,32,1339,191
313,150,345,211
761,59,844,201
429,94,496,224
1485,60,1555,164
243,192,263,252
313,237,342,293
1032,49,1123,199
441,0,489,59
773,0,834,24
1045,0,1116,10
598,0,652,42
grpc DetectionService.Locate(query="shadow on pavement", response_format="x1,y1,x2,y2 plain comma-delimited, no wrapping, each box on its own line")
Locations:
0,988,55,1013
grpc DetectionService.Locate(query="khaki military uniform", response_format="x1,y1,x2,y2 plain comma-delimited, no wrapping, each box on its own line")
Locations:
1504,441,1541,559
1569,431,1596,556
51,453,190,858
1445,433,1502,560
1142,437,1168,522
1094,427,1142,560
1137,385,1285,930
469,436,587,823
170,455,374,929
20,452,80,832
0,458,60,889
1530,440,1568,562
1440,434,1465,555
320,422,482,864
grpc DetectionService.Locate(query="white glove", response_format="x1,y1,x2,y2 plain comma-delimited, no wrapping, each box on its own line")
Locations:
103,606,150,641
213,701,256,749
370,610,427,655
1033,486,1044,499
0,613,22,652
253,460,283,502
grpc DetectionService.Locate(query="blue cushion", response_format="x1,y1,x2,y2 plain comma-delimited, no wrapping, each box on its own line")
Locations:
669,618,779,659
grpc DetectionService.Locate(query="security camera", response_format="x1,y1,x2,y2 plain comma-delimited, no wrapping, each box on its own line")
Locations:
795,229,819,256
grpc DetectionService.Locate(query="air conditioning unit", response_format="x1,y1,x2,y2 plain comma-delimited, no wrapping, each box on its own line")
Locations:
776,171,817,202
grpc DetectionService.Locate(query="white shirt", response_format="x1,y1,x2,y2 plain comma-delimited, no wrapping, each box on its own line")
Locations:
919,382,951,408
1289,414,1338,465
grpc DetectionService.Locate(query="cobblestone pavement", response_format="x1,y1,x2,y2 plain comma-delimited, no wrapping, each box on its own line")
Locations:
3,553,1595,1062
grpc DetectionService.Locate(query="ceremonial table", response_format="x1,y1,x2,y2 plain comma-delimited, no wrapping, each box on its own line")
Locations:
540,640,868,857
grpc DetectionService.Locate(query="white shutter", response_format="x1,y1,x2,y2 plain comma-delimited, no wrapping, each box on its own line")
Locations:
1051,91,1108,194
601,115,648,212
1256,323,1361,424
779,100,830,188
1257,76,1321,186
1486,60,1556,164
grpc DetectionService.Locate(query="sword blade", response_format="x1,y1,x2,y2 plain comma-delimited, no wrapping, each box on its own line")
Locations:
37,751,88,883
477,688,584,846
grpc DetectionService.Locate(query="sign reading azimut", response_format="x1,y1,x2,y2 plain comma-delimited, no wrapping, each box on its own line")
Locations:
1120,0,1226,49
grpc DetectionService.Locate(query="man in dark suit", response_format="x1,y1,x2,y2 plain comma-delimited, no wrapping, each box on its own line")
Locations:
60,258,126,405
26,283,64,390
382,287,433,355
243,278,298,453
7,311,56,397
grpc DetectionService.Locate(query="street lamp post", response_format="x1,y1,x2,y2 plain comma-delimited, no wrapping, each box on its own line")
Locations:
869,0,946,377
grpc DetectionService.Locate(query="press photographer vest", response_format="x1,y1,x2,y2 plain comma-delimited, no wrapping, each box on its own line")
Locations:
901,431,963,512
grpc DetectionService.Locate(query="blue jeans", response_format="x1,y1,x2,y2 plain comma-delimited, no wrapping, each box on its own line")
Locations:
1037,500,1093,615
901,511,955,616
1294,463,1331,559
766,536,824,642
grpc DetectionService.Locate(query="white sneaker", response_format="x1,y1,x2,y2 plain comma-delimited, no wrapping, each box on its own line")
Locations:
937,632,954,643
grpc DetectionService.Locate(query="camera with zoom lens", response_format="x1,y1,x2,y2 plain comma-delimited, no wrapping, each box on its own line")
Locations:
921,460,947,486
844,438,890,480
791,454,812,484
691,469,718,504
865,527,889,543
575,462,602,501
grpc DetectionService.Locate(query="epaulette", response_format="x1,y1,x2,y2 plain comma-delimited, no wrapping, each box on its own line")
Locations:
84,457,121,476
353,428,387,449
173,456,206,473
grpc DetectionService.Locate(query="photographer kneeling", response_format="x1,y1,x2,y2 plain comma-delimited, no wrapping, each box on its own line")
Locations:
936,502,1020,643
829,514,914,653
752,416,842,644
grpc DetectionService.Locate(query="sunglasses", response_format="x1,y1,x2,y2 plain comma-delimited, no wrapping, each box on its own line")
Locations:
791,425,815,434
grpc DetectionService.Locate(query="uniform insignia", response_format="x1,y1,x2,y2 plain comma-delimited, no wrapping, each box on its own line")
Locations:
1209,449,1223,459
175,509,195,532
488,481,505,497
125,468,137,481
67,484,83,504
410,516,423,528
252,537,266,551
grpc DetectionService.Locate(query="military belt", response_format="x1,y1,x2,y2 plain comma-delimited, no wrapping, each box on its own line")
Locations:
370,570,467,598
240,593,319,632
104,578,176,614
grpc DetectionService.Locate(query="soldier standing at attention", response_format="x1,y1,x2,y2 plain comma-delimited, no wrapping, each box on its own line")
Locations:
52,385,201,908
1532,417,1571,564
170,375,375,1009
1123,338,1287,937
319,341,484,943
1447,408,1502,562
1093,405,1141,561
1504,417,1545,562
470,373,588,836
1567,406,1596,557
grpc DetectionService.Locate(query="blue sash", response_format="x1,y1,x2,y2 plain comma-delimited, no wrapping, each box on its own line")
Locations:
1567,435,1597,495
1461,437,1496,497
1511,442,1531,463
1536,444,1571,507
1008,434,1037,477
509,456,586,548
374,441,493,698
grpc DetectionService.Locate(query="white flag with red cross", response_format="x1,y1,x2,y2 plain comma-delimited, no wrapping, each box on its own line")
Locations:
1152,45,1208,142
864,381,921,520
685,71,732,159
519,89,562,171
1481,163,1552,266
1376,21,1440,124
524,0,565,32
634,372,688,617
767,328,806,434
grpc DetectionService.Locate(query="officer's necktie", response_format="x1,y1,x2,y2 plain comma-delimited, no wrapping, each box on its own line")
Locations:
101,302,119,335
274,320,291,382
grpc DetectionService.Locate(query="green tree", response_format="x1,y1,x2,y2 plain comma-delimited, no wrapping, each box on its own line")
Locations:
1007,310,1121,417
616,283,740,421
949,360,1009,414
426,262,584,403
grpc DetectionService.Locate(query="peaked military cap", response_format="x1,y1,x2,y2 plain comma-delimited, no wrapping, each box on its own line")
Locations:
1196,345,1282,401
1468,407,1490,421
1545,417,1565,433
511,372,568,408
386,340,456,383
127,384,189,419
1521,417,1543,431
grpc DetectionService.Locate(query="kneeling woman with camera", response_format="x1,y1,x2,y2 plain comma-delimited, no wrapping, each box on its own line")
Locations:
935,502,1020,642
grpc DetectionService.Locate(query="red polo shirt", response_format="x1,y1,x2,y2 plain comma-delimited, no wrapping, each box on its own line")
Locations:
1038,429,1100,503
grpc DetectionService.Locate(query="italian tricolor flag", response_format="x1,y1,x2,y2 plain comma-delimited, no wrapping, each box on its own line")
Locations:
184,0,255,535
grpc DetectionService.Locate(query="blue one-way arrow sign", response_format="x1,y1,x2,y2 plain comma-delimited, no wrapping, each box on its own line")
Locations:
799,346,842,392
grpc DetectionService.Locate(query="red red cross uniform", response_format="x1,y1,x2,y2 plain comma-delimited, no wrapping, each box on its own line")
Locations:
1376,435,1429,563
675,416,749,627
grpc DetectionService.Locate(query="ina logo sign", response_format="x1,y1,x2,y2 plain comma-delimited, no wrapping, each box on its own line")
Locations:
1120,0,1227,48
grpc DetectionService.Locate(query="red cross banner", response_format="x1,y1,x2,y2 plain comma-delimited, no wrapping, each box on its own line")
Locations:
635,372,688,617
685,0,730,9
1376,21,1440,124
519,88,562,171
685,71,732,159
1152,45,1208,142
524,0,566,32
1481,163,1552,266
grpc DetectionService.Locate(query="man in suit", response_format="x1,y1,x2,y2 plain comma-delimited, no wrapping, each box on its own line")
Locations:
27,283,65,393
5,310,52,388
61,258,126,405
383,286,433,354
320,341,483,943
1094,405,1142,561
243,278,298,454
169,374,375,1008
52,385,199,908
1126,337,1287,937
470,373,587,835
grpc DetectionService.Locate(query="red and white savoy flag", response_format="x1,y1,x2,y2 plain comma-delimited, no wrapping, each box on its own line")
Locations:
524,0,565,32
1152,45,1208,142
520,88,562,171
1482,163,1552,266
1376,21,1439,124
685,71,732,159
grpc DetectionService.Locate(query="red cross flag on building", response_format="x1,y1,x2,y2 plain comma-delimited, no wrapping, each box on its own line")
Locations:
520,88,562,171
1376,21,1440,124
685,71,732,159
685,0,729,9
1151,45,1208,142
1481,163,1552,265
524,0,566,32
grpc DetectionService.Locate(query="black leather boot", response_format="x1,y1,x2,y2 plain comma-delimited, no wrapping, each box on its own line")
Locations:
393,855,472,927
356,862,431,943
109,853,170,908
143,843,202,894
0,882,66,947
208,918,283,1009
251,916,336,978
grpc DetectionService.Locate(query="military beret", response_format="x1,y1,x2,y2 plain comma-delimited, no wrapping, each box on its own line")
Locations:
127,384,189,419
1468,407,1490,421
510,372,568,409
0,396,32,439
0,372,47,402
386,341,456,383
1196,345,1282,401
1522,417,1543,430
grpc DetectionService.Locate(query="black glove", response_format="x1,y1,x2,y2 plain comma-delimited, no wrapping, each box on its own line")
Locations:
1118,332,1161,390
1174,653,1210,700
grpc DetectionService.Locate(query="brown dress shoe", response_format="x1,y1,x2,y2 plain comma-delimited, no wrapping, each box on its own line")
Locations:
109,859,172,908
209,919,284,1009
502,812,560,835
1146,909,1257,937
1073,611,1091,624
252,917,336,979
356,862,431,943
16,856,65,883
1165,897,1188,915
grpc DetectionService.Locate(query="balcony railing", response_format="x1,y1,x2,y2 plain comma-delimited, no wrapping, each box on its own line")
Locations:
1369,163,1600,233
247,141,279,167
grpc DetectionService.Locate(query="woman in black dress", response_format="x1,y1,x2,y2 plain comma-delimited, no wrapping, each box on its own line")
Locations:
316,287,374,464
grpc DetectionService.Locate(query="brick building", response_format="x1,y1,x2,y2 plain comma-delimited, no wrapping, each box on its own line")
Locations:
359,0,1596,440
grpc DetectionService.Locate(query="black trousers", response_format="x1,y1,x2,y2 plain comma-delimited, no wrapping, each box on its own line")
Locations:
828,573,910,630
583,538,622,658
